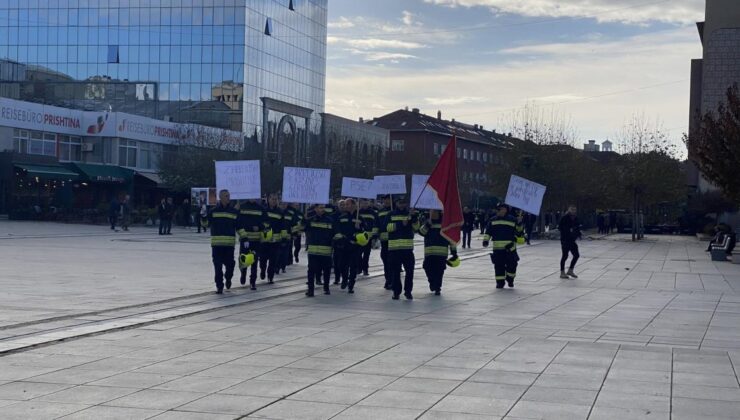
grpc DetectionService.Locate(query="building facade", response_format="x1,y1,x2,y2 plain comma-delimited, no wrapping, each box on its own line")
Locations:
368,108,517,207
319,113,389,196
688,0,740,192
0,0,327,161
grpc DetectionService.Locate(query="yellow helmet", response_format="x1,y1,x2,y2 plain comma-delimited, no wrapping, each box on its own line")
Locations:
516,236,525,245
446,256,461,268
355,232,369,246
239,252,256,269
262,229,273,242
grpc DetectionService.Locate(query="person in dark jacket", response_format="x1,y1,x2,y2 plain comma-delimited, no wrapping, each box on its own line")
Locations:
237,198,265,289
158,197,174,235
303,204,337,296
462,207,475,249
559,205,581,279
377,196,392,289
261,194,285,284
420,210,457,295
358,199,377,276
109,195,121,230
205,189,238,294
483,203,520,289
387,197,420,300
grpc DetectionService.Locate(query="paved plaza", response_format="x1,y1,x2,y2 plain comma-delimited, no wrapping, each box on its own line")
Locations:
2,221,740,419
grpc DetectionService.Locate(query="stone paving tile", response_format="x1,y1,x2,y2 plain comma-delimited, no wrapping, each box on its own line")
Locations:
431,394,516,416
59,406,164,419
0,400,90,420
176,393,276,415
35,385,139,405
0,381,73,400
357,389,445,410
507,400,591,420
103,388,206,410
250,400,348,419
331,405,424,420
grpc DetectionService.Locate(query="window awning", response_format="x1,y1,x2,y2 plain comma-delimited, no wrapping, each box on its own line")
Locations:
67,163,134,184
135,171,167,187
15,164,79,181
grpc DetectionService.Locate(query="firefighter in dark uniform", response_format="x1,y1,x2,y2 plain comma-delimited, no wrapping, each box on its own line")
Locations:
377,195,392,289
206,189,239,294
335,198,364,293
387,197,420,300
237,198,265,290
358,199,377,276
260,194,285,284
290,203,304,263
303,203,336,296
278,201,293,272
331,199,347,285
419,209,458,295
483,203,521,289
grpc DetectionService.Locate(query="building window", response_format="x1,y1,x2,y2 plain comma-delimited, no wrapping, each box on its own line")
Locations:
391,139,405,152
26,131,56,157
119,139,138,168
463,149,468,160
483,153,488,163
264,18,273,36
12,129,28,154
433,143,440,155
107,45,119,64
441,145,446,155
59,136,82,162
457,147,461,158
476,151,481,162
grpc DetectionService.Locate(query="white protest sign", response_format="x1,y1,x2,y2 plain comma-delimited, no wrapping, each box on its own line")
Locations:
282,167,331,204
341,177,376,199
373,175,406,195
505,175,547,215
215,160,261,199
410,175,443,210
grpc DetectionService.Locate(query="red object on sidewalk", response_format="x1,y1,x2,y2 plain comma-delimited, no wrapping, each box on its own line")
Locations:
427,135,463,244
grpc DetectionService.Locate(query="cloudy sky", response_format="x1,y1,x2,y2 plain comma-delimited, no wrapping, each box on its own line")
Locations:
325,0,706,150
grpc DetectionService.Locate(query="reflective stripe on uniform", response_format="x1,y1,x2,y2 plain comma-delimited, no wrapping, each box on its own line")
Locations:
211,236,235,246
311,222,333,229
491,220,515,227
506,272,516,278
212,212,237,219
424,246,448,257
495,275,506,280
380,232,389,241
240,210,263,216
388,239,414,250
492,240,513,249
307,245,332,256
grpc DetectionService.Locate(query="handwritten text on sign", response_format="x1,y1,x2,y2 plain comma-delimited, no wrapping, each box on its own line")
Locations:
282,167,331,204
373,175,406,195
410,175,443,210
215,160,261,200
505,175,547,216
341,177,376,199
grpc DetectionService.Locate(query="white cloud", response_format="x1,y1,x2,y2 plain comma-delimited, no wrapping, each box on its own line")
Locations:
402,10,419,26
328,36,425,50
328,16,356,29
423,0,704,25
326,27,700,149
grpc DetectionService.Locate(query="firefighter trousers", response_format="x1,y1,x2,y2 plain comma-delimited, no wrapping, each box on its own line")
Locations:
389,250,415,296
259,242,280,281
307,255,331,295
212,246,235,291
239,240,260,286
293,235,302,263
359,243,372,273
491,250,518,287
423,255,447,292
335,245,359,290
380,241,390,288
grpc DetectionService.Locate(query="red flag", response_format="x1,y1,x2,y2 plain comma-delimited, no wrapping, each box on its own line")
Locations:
427,135,463,244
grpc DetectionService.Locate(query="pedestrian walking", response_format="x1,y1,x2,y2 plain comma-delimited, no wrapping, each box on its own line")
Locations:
559,205,582,279
462,207,474,249
303,203,335,296
158,198,173,235
334,198,364,293
260,194,284,284
358,199,377,276
109,195,121,231
120,195,131,231
523,212,535,244
419,210,457,295
387,197,420,300
279,201,293,272
205,189,238,293
290,203,304,264
377,195,392,289
332,199,347,285
482,203,520,289
237,198,265,290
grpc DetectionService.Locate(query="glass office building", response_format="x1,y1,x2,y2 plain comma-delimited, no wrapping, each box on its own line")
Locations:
0,0,328,169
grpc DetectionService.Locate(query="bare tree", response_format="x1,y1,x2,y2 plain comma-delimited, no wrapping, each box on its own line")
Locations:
503,101,580,146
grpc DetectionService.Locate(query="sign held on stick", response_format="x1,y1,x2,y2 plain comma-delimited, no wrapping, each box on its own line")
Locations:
505,175,547,215
341,177,376,199
282,167,331,204
410,175,443,210
373,175,406,195
215,160,261,200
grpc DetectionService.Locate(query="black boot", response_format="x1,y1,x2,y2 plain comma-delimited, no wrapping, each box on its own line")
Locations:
496,281,505,289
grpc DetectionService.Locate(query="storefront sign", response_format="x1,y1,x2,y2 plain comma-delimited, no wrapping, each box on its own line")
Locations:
0,97,242,151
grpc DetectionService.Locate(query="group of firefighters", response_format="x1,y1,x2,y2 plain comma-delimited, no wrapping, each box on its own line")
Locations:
204,188,570,298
